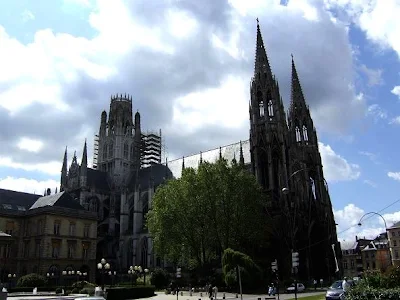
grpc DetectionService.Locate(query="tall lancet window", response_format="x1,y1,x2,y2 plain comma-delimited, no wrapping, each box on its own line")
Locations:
310,177,316,199
103,144,108,160
295,126,301,142
267,100,274,117
108,142,114,158
259,101,265,117
123,143,129,159
302,125,309,141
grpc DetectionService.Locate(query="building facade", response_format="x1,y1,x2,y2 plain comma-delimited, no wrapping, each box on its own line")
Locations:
387,222,400,266
60,21,339,280
0,188,97,282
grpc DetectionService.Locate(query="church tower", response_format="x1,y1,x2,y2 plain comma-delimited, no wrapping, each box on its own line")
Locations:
96,94,141,184
249,20,289,200
286,55,340,280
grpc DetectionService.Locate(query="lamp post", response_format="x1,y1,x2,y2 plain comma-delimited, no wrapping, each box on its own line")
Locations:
358,212,392,267
97,258,110,291
7,273,16,289
108,271,116,287
143,268,149,285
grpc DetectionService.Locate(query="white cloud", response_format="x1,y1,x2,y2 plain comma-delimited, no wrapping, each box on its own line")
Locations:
392,86,400,98
363,179,377,188
17,137,44,153
390,116,400,125
388,171,400,181
0,157,60,176
0,176,59,194
319,142,361,182
325,0,400,56
334,204,386,248
359,64,383,86
21,10,35,23
366,104,387,121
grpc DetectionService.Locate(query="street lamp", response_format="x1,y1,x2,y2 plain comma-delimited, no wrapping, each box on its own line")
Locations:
358,212,392,267
97,258,110,291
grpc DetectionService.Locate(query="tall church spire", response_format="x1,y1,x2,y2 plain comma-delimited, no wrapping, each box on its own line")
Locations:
81,139,88,167
254,18,272,78
60,146,68,192
289,54,306,111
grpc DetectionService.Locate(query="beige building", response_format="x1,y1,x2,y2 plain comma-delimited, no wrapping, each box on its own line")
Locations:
341,237,371,279
387,222,400,266
0,188,98,283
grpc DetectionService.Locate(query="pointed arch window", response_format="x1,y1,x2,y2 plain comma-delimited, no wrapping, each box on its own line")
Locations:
103,144,108,160
267,100,274,117
259,100,265,117
130,144,134,160
123,142,129,159
302,125,309,141
310,177,316,199
108,142,114,158
141,238,148,268
295,126,301,142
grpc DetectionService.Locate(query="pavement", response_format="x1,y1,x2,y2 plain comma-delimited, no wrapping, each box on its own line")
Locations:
6,290,326,300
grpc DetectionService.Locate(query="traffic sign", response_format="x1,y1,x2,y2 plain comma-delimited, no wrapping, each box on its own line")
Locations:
176,267,181,278
292,252,299,267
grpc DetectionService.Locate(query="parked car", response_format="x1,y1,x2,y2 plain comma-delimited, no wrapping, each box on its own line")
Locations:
286,283,305,293
325,280,344,300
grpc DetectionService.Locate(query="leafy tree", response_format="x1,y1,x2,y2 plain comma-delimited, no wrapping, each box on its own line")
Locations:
147,158,270,269
16,273,47,287
222,248,262,289
150,268,170,289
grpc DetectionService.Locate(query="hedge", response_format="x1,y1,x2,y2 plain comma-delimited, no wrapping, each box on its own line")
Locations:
347,287,400,299
106,286,155,300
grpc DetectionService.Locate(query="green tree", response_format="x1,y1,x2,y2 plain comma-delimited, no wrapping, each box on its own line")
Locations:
147,158,270,269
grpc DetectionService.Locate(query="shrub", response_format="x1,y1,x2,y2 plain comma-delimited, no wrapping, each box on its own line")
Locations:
16,273,47,287
150,268,170,289
72,280,96,289
80,287,95,295
347,286,400,299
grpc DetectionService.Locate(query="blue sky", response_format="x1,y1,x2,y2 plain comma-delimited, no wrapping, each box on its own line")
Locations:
1,0,400,246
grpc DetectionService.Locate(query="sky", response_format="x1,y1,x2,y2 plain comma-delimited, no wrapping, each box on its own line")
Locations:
1,0,400,248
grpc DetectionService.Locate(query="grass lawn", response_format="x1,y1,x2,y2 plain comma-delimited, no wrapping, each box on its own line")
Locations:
287,295,325,300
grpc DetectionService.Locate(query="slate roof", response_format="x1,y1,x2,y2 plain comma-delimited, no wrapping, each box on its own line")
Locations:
165,139,250,179
87,168,110,191
127,163,172,189
30,191,85,211
0,188,41,212
390,221,400,229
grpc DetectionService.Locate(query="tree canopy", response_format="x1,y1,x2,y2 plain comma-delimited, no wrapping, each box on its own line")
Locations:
146,158,270,269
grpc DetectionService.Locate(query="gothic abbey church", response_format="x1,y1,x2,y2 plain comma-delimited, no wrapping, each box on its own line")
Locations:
60,21,339,279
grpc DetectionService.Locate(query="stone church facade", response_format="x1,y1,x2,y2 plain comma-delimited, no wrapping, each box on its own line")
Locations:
60,21,339,280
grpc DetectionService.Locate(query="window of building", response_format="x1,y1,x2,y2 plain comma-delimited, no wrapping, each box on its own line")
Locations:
52,241,60,258
393,231,396,237
69,222,76,236
108,143,114,158
17,206,26,211
295,126,301,142
68,243,76,258
25,221,31,236
103,144,107,160
343,261,348,269
37,220,43,235
5,221,14,235
395,250,399,259
366,262,370,269
372,262,376,269
267,100,274,117
394,240,397,247
350,259,355,269
302,125,308,141
82,242,90,259
2,244,11,258
23,241,30,258
54,221,61,236
83,224,90,238
35,240,41,258
123,143,129,159
2,204,12,209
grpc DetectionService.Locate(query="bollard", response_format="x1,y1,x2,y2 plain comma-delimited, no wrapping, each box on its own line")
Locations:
223,293,225,299
190,291,193,296
258,298,261,300
236,294,238,298
200,292,203,297
181,292,184,296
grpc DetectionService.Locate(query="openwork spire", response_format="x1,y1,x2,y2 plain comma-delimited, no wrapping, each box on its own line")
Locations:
290,54,306,110
61,146,68,173
254,18,272,78
81,139,87,166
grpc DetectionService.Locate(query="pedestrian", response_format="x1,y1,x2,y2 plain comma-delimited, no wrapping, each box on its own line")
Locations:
208,284,213,299
320,278,323,288
342,277,350,295
213,286,218,299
